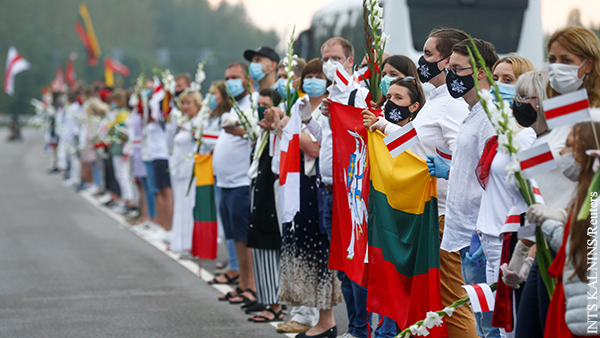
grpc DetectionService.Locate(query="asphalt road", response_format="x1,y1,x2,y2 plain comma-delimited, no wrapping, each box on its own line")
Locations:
0,129,349,338
0,129,275,338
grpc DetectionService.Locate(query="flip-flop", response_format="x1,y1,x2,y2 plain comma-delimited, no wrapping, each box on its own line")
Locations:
218,286,242,301
208,273,239,285
248,308,284,323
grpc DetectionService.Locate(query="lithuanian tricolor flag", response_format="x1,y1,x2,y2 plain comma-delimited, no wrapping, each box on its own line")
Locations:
74,3,101,66
366,130,447,338
191,154,217,260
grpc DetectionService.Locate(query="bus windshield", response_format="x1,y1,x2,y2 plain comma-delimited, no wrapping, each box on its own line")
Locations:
407,0,528,54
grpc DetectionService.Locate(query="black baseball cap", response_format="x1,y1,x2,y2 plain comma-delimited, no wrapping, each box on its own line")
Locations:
243,46,280,63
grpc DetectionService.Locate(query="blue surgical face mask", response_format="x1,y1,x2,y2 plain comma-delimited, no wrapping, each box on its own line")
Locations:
249,62,267,82
110,103,117,110
226,78,245,98
379,75,398,96
302,78,327,97
209,94,218,110
277,78,296,97
491,82,516,103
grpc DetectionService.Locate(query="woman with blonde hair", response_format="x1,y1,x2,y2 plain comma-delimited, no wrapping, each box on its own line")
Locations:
491,54,536,102
169,89,203,254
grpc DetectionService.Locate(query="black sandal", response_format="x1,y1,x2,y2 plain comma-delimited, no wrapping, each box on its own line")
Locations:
248,308,284,323
208,273,240,285
218,286,242,301
229,288,256,304
243,300,266,313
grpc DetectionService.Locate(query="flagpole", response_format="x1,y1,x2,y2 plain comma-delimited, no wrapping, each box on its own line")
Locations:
591,120,600,150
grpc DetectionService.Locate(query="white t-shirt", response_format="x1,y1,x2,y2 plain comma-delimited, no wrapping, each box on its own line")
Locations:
410,85,470,215
476,128,537,237
441,102,497,252
146,121,170,161
212,94,253,188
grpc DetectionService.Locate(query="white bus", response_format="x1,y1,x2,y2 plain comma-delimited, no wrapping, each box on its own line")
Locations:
295,0,544,69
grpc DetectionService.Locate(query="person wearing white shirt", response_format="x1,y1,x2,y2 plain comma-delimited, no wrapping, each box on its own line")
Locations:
426,38,500,338
213,62,257,306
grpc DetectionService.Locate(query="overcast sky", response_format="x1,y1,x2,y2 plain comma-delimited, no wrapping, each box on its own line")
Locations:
208,0,600,39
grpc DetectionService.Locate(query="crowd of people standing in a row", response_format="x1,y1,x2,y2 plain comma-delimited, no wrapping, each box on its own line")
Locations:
38,24,600,338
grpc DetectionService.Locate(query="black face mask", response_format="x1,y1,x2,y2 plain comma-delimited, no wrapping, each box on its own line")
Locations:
511,101,538,127
445,69,475,99
175,90,184,97
418,56,444,83
384,99,412,124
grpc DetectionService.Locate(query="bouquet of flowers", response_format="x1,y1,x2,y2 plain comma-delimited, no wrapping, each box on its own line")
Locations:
361,0,389,102
283,26,298,116
225,86,258,142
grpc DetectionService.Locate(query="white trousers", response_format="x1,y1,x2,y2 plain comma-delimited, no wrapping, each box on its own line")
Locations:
112,155,134,202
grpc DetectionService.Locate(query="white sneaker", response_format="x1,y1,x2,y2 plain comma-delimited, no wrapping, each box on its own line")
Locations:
132,221,159,233
148,228,171,244
111,203,127,215
83,185,99,195
97,193,112,204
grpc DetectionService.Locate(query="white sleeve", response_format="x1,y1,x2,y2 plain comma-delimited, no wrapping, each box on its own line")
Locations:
383,122,401,136
305,118,322,143
271,135,281,175
440,99,469,150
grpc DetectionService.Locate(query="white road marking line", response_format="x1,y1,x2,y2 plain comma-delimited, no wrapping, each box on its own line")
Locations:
78,190,296,337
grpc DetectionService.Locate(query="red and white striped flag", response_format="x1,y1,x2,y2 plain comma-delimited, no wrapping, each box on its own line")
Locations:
383,122,420,158
542,89,591,130
530,178,545,204
279,102,301,223
501,206,523,234
105,57,130,76
462,283,495,312
436,143,452,163
4,46,30,96
335,62,352,92
354,67,371,87
517,142,556,179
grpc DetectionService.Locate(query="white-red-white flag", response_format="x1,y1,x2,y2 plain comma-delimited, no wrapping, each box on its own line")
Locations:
335,63,353,92
462,283,495,313
279,100,301,223
501,206,523,234
542,89,591,130
383,121,420,158
436,143,452,163
530,178,545,204
4,46,30,96
105,57,131,77
517,142,557,179
353,67,371,87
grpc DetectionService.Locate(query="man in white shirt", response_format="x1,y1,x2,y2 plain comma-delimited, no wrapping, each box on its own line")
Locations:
408,28,479,338
212,62,256,304
427,38,499,338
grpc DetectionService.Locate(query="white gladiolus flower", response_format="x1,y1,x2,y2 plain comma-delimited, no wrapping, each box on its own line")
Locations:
442,306,456,317
479,89,494,102
416,324,430,336
379,33,390,48
409,325,420,335
423,311,444,329
372,1,383,18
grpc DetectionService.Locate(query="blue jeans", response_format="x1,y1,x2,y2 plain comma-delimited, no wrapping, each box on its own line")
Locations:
459,247,500,338
140,176,157,219
320,189,333,240
374,316,397,338
214,183,239,272
338,270,372,338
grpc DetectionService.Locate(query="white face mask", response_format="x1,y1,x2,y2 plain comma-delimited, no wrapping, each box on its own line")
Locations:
322,59,339,81
548,60,586,94
556,152,582,181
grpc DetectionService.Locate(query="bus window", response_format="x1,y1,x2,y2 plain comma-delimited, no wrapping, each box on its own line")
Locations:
407,0,528,54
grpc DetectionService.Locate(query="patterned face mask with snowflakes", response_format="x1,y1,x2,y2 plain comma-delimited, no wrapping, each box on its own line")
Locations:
417,55,444,83
384,99,412,124
445,67,475,99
